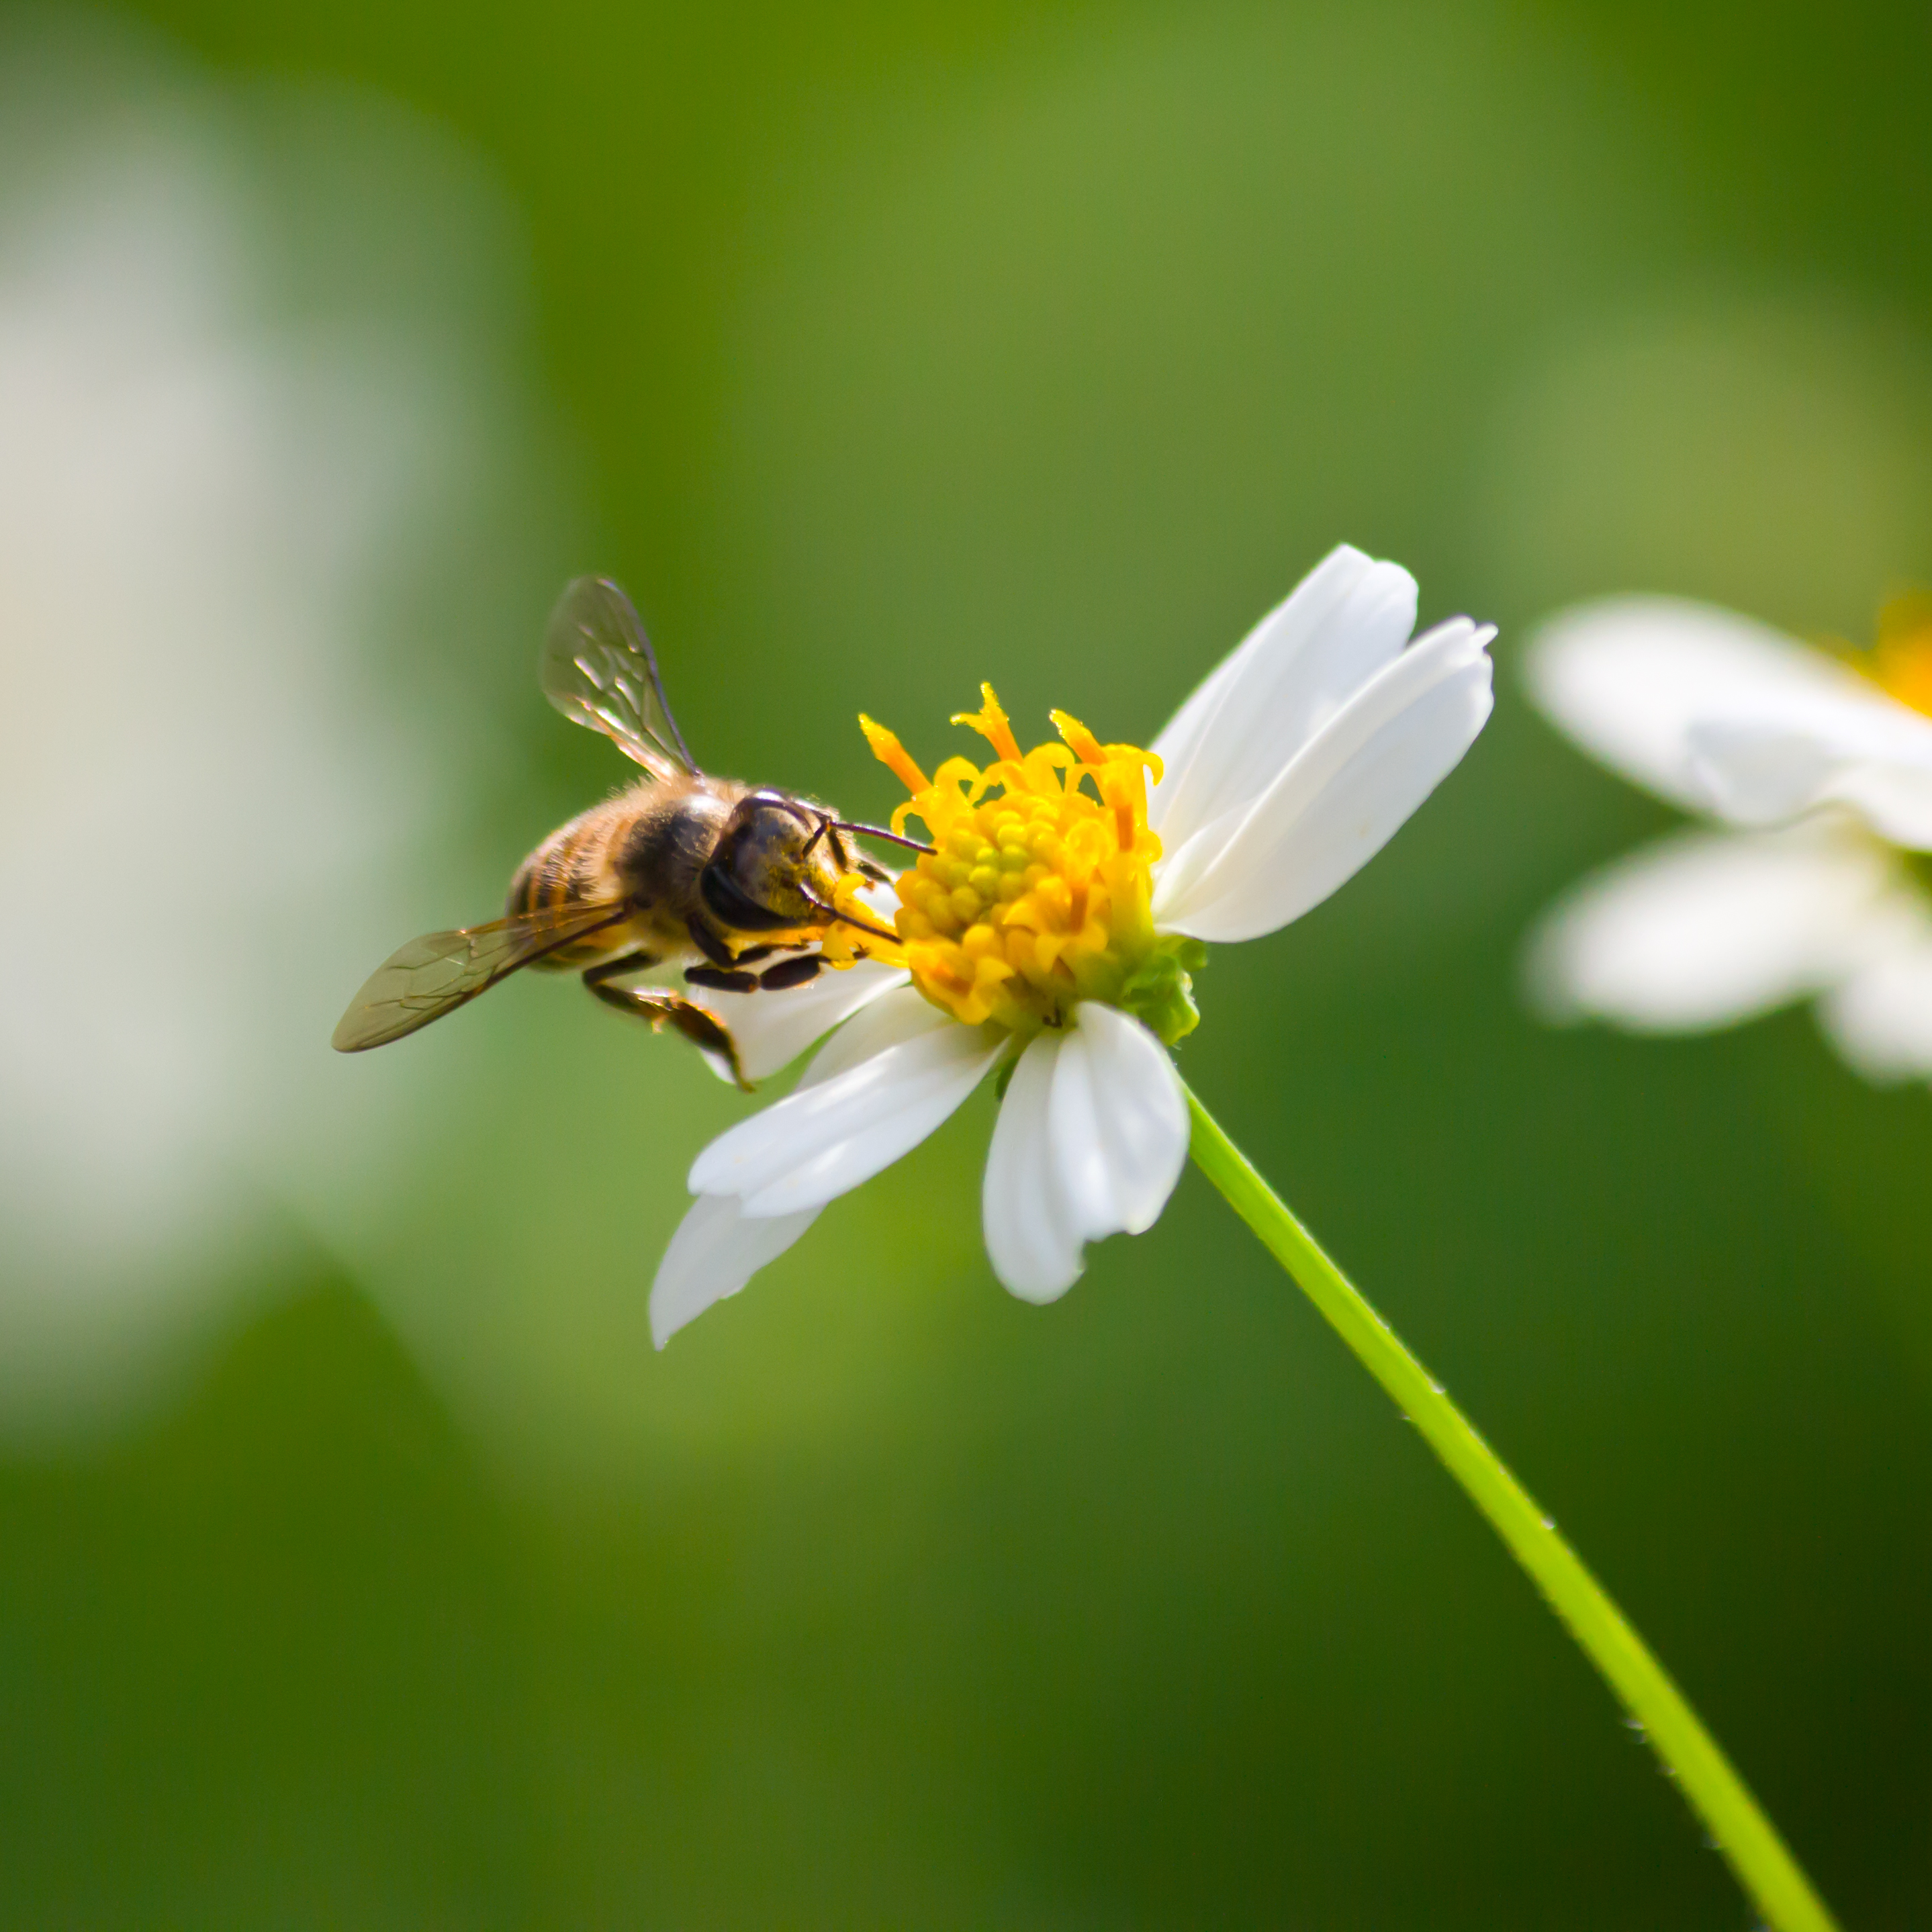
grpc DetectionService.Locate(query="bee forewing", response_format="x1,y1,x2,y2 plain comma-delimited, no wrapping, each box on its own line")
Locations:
541,576,697,780
332,899,631,1051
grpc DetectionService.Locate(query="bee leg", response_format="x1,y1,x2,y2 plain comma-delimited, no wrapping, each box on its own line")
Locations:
582,949,657,997
684,966,760,993
688,918,739,969
757,954,825,991
650,994,751,1091
582,957,751,1089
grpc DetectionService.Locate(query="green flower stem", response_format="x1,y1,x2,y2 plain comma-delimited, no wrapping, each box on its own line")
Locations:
1183,1083,1839,1932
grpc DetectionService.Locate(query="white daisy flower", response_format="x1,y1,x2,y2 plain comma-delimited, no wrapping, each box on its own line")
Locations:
1524,593,1932,1082
652,544,1496,1344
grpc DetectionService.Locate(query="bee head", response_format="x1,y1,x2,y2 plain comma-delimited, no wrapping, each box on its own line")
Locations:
700,790,843,933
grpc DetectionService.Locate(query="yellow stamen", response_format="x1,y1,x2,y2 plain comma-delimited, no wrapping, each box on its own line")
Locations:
1873,593,1932,717
952,684,1024,764
1049,708,1105,767
861,692,1165,1033
859,715,929,794
1843,591,1932,718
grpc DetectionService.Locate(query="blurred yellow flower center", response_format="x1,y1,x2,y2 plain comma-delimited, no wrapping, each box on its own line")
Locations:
1853,593,1932,717
859,687,1162,1033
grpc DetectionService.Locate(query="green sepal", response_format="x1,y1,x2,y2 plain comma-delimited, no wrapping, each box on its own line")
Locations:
1117,935,1208,1046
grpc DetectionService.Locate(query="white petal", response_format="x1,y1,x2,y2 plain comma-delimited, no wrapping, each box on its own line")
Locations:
1524,823,1898,1032
796,980,956,1083
685,958,911,1085
1814,901,1932,1081
1153,617,1494,941
649,983,939,1344
1151,545,1418,854
1523,596,1880,815
1062,1004,1191,1236
981,1006,1188,1303
688,988,1005,1216
649,1191,821,1348
981,1031,1083,1302
1687,706,1932,848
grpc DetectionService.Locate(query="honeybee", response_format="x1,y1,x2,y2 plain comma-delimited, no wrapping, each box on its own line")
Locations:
332,576,920,1086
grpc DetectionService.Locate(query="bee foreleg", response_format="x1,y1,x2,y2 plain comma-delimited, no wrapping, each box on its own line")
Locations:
684,966,760,993
757,954,825,991
688,918,739,968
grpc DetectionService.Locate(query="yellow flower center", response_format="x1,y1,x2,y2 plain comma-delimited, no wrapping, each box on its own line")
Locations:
858,686,1166,1035
1850,592,1932,717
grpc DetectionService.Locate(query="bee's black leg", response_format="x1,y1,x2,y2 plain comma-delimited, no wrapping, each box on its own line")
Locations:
582,950,657,997
758,954,825,991
685,966,760,993
582,952,751,1089
688,917,738,968
653,995,750,1089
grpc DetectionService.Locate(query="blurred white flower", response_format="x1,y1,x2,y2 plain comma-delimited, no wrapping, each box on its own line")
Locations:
1524,594,1932,1081
0,47,515,1423
653,545,1496,1343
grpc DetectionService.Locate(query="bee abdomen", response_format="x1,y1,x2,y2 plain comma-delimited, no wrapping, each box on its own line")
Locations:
506,806,637,976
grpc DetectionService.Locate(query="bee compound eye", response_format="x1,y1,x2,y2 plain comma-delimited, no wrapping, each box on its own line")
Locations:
700,856,797,933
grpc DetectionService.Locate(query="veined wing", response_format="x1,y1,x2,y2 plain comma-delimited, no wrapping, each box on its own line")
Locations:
541,576,697,780
332,899,631,1052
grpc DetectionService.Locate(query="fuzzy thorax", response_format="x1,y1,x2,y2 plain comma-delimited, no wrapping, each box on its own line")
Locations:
860,686,1187,1038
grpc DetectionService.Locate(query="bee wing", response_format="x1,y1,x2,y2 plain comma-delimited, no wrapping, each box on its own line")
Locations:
332,899,631,1052
541,576,698,780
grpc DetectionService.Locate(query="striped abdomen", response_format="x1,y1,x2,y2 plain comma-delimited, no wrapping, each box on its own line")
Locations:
506,793,645,970
506,777,737,973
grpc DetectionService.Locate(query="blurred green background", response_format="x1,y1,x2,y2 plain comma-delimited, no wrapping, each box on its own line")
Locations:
2,1,1930,1924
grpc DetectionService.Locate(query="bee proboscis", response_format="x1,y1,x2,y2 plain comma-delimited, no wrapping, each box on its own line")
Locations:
331,577,922,1086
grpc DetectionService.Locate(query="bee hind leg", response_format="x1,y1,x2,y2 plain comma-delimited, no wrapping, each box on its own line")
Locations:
582,953,751,1090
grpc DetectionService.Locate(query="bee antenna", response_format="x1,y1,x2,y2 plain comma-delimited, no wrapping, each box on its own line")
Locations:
833,819,935,855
